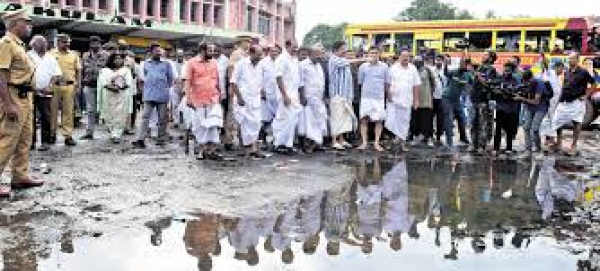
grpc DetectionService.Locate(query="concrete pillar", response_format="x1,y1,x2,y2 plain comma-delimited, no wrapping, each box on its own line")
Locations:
140,0,147,19
208,1,214,27
183,0,191,24
197,0,203,26
58,0,66,8
91,0,99,14
75,0,83,9
154,0,160,18
126,0,133,16
169,0,177,22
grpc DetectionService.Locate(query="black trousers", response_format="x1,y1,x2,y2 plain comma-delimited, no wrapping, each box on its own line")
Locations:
493,110,520,151
32,95,53,146
432,99,444,141
410,108,434,139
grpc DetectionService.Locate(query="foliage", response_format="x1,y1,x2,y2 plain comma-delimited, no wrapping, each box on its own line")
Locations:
394,0,475,21
302,23,347,49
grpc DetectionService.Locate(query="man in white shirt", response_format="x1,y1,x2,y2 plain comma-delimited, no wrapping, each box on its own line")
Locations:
28,35,61,151
385,49,422,152
431,55,447,145
169,49,186,128
298,45,328,152
230,45,266,159
272,43,302,155
258,44,281,141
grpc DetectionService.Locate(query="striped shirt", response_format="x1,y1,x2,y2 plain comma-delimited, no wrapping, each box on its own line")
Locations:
328,55,354,101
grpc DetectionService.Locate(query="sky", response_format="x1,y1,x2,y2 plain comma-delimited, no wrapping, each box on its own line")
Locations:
294,0,597,41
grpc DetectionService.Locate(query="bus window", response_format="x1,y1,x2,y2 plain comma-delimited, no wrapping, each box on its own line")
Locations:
373,33,391,47
394,33,414,53
443,32,466,52
525,31,551,53
468,32,493,52
352,34,369,51
555,30,583,54
496,31,521,52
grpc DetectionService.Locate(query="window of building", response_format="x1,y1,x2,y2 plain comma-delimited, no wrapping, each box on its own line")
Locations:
179,0,187,21
51,0,59,5
132,0,140,14
555,30,583,54
119,0,126,13
98,0,108,9
146,0,154,16
213,5,223,27
246,7,254,31
443,32,466,52
394,33,414,53
352,34,368,51
66,0,76,6
203,3,210,24
469,32,492,52
496,31,521,52
258,13,270,37
372,33,391,49
190,1,199,22
160,0,169,18
525,30,551,53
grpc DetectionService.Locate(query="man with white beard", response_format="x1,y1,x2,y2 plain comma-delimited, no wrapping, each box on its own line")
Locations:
385,48,422,152
230,45,267,159
298,45,328,153
272,42,302,155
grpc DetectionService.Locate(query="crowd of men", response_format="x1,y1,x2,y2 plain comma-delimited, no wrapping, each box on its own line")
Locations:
0,8,598,198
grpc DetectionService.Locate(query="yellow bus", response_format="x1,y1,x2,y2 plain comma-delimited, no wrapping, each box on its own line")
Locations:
345,17,595,66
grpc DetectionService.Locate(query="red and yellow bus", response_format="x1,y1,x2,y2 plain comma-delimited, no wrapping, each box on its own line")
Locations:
345,17,596,65
346,17,600,124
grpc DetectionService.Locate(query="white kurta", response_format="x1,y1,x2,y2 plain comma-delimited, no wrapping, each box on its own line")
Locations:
385,63,421,140
298,59,328,144
272,54,302,148
97,67,134,138
190,103,223,144
539,70,563,137
231,58,263,145
259,57,280,122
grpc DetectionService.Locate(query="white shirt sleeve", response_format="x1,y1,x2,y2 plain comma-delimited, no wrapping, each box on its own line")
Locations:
230,62,242,85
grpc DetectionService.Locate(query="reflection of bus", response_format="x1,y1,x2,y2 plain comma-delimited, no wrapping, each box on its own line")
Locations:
345,17,600,125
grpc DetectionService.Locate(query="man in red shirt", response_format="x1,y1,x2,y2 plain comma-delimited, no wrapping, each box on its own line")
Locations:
184,43,224,160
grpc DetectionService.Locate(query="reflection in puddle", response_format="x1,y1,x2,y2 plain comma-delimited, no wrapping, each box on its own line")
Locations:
1,156,592,271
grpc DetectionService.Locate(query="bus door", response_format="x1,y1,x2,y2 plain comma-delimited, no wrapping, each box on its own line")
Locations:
414,32,443,54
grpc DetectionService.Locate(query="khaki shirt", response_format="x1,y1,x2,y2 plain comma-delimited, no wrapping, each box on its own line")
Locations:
51,49,81,83
0,32,34,86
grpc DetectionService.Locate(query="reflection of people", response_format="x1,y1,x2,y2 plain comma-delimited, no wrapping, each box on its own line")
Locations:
183,214,220,271
323,182,351,256
352,158,383,254
382,158,411,252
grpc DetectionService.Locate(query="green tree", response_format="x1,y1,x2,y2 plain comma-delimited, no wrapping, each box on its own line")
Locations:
394,0,475,21
485,10,498,19
302,23,347,49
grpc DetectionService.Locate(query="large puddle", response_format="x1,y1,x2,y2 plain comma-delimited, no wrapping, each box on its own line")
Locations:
1,156,594,271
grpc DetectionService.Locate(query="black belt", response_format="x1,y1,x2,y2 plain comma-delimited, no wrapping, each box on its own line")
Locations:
58,81,75,86
8,83,33,99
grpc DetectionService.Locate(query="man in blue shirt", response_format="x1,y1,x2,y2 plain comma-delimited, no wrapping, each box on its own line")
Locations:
133,43,174,148
516,70,549,158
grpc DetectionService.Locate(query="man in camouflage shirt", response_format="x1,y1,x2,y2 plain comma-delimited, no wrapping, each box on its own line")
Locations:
80,36,108,139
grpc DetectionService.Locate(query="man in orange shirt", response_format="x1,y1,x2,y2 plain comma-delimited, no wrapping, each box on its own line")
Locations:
184,43,224,160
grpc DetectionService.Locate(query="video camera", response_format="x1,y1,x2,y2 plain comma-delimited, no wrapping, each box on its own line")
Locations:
487,80,528,101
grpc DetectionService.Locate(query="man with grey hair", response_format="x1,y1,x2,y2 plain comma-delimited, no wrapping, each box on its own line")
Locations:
28,35,62,151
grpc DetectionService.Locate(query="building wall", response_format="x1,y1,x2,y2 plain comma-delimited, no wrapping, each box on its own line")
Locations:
3,0,295,44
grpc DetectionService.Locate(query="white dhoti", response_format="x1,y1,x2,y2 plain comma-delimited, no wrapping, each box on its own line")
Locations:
190,103,223,144
385,102,412,140
329,96,357,136
178,97,195,130
234,101,262,146
261,97,279,122
552,99,585,132
298,97,328,145
359,98,386,121
170,85,183,124
540,99,560,138
272,102,302,148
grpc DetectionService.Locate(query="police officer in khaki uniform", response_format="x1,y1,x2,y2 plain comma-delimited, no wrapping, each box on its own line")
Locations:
50,34,82,146
0,9,45,198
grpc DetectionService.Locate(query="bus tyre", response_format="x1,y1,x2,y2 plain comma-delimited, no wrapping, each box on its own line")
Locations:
583,99,597,128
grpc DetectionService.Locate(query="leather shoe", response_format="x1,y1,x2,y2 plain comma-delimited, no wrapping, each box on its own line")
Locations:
11,177,44,190
0,184,10,198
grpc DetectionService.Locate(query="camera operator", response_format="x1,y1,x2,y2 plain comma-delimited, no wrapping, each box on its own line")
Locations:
514,70,550,158
491,62,521,156
470,50,498,153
